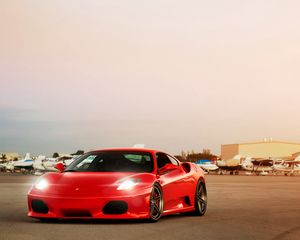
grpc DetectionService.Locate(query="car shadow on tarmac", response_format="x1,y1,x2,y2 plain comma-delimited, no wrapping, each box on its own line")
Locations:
25,213,194,225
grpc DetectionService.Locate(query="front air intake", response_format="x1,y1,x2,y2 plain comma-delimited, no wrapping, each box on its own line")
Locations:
62,209,92,217
103,201,128,214
31,199,49,214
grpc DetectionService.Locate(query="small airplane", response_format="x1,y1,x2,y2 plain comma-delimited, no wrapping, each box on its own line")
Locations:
217,155,242,175
33,155,78,174
7,153,34,173
273,155,300,176
241,157,274,175
32,155,47,173
3,161,14,172
196,159,219,174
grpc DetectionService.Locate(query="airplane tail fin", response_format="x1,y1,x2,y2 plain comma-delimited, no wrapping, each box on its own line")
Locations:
25,153,31,160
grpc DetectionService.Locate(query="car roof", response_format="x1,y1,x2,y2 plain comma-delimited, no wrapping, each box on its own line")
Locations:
89,148,160,154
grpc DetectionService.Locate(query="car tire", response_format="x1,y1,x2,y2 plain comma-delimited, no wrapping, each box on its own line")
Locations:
193,179,207,216
149,184,163,222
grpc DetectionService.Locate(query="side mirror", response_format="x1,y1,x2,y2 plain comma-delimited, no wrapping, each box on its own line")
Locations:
55,162,65,172
159,163,178,174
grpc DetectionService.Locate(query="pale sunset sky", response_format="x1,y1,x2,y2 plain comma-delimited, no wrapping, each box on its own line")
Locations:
1,0,300,156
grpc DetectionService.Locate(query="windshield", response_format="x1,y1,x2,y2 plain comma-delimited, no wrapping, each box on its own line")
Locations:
65,151,154,173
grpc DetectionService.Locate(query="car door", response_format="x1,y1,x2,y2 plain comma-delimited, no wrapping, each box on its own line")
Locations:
156,152,186,211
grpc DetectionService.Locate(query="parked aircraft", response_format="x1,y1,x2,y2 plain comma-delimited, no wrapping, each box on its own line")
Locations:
11,153,34,173
196,159,219,174
273,155,300,176
33,155,78,174
242,157,274,175
217,155,242,175
32,155,47,172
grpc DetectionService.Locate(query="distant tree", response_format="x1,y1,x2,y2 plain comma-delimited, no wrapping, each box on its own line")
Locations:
174,155,185,162
177,150,187,162
175,149,218,163
203,149,211,155
52,152,59,158
185,149,217,163
0,154,7,160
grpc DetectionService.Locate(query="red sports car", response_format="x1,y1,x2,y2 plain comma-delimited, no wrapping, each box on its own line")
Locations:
28,148,207,222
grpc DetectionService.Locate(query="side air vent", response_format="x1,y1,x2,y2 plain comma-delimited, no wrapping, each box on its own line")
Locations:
184,196,192,206
181,162,191,173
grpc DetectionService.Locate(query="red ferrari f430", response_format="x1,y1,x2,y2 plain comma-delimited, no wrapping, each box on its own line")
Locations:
28,148,207,222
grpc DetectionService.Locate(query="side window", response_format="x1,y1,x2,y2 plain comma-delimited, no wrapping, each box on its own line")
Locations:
167,155,179,166
156,152,172,169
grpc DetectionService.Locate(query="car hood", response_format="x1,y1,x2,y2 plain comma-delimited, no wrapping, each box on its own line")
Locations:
34,172,156,197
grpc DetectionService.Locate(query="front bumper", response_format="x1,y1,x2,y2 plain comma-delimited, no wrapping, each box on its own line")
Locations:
28,191,151,219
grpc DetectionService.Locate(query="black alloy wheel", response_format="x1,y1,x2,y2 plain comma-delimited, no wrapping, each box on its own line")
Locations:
194,180,207,216
149,184,163,222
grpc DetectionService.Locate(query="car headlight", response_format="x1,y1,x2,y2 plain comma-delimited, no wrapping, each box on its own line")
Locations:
35,179,49,190
117,178,141,190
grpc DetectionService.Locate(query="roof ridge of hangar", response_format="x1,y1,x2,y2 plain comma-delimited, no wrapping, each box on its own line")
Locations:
222,140,300,146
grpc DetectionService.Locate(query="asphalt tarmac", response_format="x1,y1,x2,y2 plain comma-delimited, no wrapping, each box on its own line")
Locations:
0,173,300,240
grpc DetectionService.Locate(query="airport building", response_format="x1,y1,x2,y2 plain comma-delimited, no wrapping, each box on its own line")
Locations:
221,140,300,160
